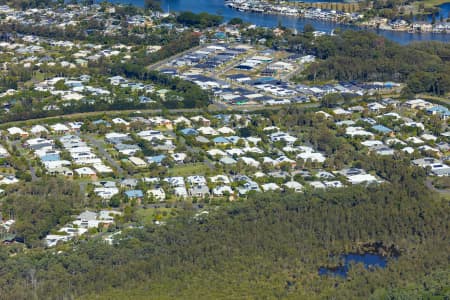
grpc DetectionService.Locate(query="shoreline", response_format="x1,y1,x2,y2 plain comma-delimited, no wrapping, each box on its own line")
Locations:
225,0,450,34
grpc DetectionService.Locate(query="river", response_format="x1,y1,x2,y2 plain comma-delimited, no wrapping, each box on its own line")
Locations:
100,0,450,44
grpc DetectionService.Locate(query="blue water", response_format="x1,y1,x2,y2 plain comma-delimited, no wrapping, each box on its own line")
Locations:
99,0,450,44
318,253,388,277
427,3,450,22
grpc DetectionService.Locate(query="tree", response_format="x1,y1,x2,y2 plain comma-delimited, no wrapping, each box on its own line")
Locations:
228,18,244,26
303,23,315,35
321,93,344,108
144,0,161,11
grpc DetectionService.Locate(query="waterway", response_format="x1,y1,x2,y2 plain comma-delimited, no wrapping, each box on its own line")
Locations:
100,0,450,44
318,253,389,277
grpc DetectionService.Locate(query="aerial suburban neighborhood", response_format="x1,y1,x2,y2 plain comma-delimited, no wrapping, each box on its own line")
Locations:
0,95,448,246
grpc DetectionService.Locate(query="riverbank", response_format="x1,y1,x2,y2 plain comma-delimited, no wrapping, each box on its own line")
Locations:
225,0,450,34
98,0,450,44
225,0,362,23
417,0,450,9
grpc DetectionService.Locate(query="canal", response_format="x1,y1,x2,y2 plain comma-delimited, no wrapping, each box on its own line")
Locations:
100,0,450,44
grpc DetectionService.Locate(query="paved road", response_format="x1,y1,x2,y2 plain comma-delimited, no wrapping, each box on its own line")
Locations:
83,134,125,177
0,102,320,130
425,179,450,196
144,203,204,210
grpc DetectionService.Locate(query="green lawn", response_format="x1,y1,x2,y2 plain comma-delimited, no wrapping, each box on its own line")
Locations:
135,207,177,225
168,163,210,177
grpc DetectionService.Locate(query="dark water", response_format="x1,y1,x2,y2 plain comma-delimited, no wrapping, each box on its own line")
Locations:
100,0,450,44
318,253,388,277
427,3,450,21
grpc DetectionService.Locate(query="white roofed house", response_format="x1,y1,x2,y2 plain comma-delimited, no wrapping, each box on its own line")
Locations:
114,143,141,156
332,107,352,117
30,125,48,135
283,181,303,192
147,188,166,202
50,123,70,134
345,127,374,138
128,156,147,167
94,186,119,200
164,176,185,188
276,156,297,167
187,175,207,187
269,132,297,145
367,102,386,113
243,146,264,154
421,134,438,142
239,156,260,168
7,127,28,138
173,116,192,127
209,174,230,184
112,118,130,127
93,163,113,174
75,167,97,179
371,145,395,156
261,182,280,192
25,138,54,150
262,156,278,166
297,152,326,163
404,99,433,110
72,152,101,165
323,181,344,188
105,132,130,143
403,121,425,131
190,115,211,126
68,122,84,132
171,153,187,164
428,163,450,177
197,126,219,136
217,126,235,135
137,130,165,142
189,185,210,198
406,137,424,145
226,148,245,157
207,149,227,157
412,157,450,177
238,180,261,195
174,186,188,199
309,181,326,189
347,174,380,185
0,175,19,185
212,185,233,197
0,145,9,158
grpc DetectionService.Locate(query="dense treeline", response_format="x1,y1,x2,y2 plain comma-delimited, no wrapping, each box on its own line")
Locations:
302,31,450,95
0,21,175,46
176,12,224,28
0,0,52,9
2,179,82,248
144,0,161,11
0,157,448,299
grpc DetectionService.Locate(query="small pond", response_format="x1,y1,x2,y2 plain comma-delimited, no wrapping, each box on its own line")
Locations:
319,253,389,277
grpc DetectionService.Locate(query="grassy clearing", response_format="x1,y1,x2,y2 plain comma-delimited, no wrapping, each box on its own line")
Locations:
135,207,177,225
168,163,210,177
417,0,450,8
